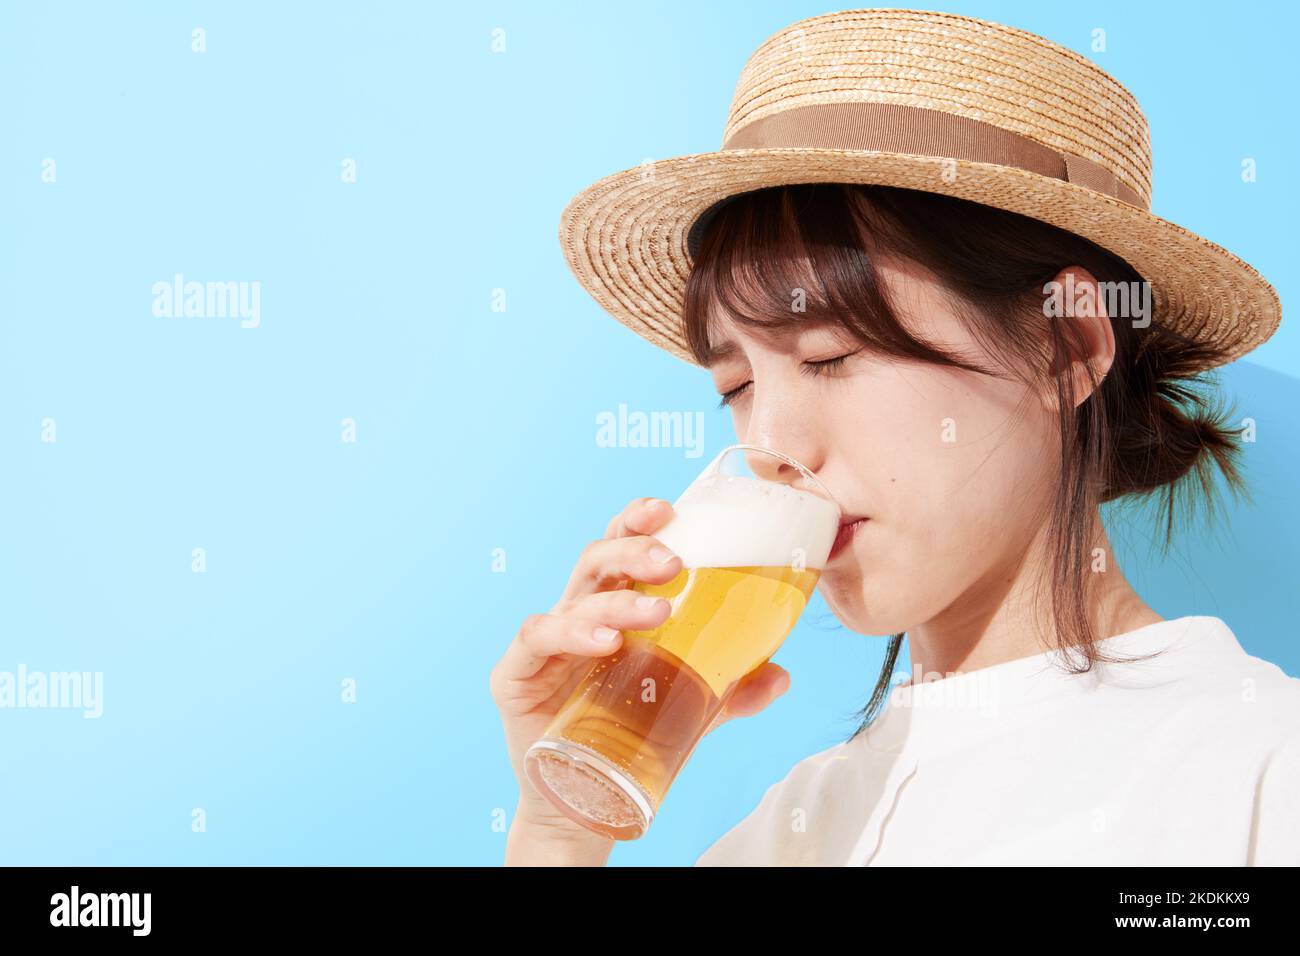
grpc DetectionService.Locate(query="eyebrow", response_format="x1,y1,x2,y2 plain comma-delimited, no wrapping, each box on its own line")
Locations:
702,338,743,368
703,321,835,368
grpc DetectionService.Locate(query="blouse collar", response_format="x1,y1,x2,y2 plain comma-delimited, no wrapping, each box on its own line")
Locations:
860,615,1245,758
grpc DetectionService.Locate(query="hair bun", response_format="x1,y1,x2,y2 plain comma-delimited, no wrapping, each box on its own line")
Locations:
1102,328,1246,518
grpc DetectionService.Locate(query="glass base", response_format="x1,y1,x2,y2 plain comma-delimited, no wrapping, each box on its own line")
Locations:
523,738,655,841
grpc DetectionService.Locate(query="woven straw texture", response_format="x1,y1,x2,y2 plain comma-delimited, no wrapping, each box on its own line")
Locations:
558,8,1280,369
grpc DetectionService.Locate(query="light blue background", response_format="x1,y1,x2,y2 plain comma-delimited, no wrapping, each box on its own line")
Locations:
1,1,1295,866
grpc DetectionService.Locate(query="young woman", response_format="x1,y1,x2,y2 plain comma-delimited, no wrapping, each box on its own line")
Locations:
491,10,1298,865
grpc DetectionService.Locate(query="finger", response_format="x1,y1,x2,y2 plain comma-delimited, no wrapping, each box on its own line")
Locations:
501,592,673,682
497,612,625,684
567,588,674,633
604,497,675,540
557,533,683,605
706,663,791,734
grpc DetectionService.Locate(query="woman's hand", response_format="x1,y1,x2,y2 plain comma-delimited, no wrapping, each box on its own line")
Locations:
490,496,794,863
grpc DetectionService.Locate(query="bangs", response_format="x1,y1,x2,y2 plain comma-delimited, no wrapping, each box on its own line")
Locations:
682,184,994,375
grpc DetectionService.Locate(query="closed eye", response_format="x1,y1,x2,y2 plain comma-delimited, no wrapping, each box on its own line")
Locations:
799,348,863,379
716,348,864,409
716,381,750,409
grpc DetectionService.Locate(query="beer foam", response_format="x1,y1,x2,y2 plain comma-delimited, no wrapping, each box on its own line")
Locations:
653,473,840,570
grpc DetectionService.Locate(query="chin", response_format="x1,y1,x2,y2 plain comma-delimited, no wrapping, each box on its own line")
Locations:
819,566,929,638
819,587,905,637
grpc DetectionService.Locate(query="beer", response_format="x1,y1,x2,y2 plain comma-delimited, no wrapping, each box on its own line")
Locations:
539,565,820,816
525,448,840,840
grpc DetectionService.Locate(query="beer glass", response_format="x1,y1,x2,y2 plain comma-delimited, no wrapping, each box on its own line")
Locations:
523,444,841,840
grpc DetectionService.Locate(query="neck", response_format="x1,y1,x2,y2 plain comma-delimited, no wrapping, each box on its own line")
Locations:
903,511,1162,683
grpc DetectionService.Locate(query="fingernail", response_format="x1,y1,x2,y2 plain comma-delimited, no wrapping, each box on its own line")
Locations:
635,595,667,612
645,498,665,511
649,545,677,565
592,626,620,644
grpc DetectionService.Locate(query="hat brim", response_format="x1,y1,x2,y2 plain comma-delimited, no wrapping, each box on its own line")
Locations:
558,147,1280,370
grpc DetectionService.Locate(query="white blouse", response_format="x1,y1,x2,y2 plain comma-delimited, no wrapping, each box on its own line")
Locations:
695,616,1300,866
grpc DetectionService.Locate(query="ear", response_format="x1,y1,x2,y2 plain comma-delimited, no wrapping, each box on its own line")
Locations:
1040,266,1116,411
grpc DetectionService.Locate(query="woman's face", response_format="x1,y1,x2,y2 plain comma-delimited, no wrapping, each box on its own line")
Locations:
706,254,1062,635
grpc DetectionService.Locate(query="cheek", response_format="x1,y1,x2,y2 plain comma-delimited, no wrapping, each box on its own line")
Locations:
822,368,1056,625
856,367,1050,519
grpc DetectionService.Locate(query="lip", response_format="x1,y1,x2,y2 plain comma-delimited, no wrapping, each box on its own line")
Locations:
828,516,867,562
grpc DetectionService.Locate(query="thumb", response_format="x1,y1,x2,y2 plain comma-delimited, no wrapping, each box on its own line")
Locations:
706,663,791,734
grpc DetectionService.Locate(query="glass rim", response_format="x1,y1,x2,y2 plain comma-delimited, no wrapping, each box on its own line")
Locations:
711,443,843,516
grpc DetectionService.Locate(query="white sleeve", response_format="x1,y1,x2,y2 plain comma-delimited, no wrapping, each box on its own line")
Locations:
694,779,786,866
1249,734,1300,866
693,739,866,866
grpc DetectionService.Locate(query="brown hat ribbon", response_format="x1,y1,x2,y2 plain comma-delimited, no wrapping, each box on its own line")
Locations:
722,101,1144,209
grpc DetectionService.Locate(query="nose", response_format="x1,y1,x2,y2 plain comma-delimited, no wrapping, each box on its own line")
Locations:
737,441,839,518
743,446,813,487
741,393,826,490
738,433,832,510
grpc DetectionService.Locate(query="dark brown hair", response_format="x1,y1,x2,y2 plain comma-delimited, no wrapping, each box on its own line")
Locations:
681,183,1248,739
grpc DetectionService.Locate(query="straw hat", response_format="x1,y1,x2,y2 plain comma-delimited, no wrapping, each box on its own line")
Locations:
558,8,1280,369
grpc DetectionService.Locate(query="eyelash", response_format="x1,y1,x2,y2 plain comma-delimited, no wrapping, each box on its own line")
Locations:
716,349,863,409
